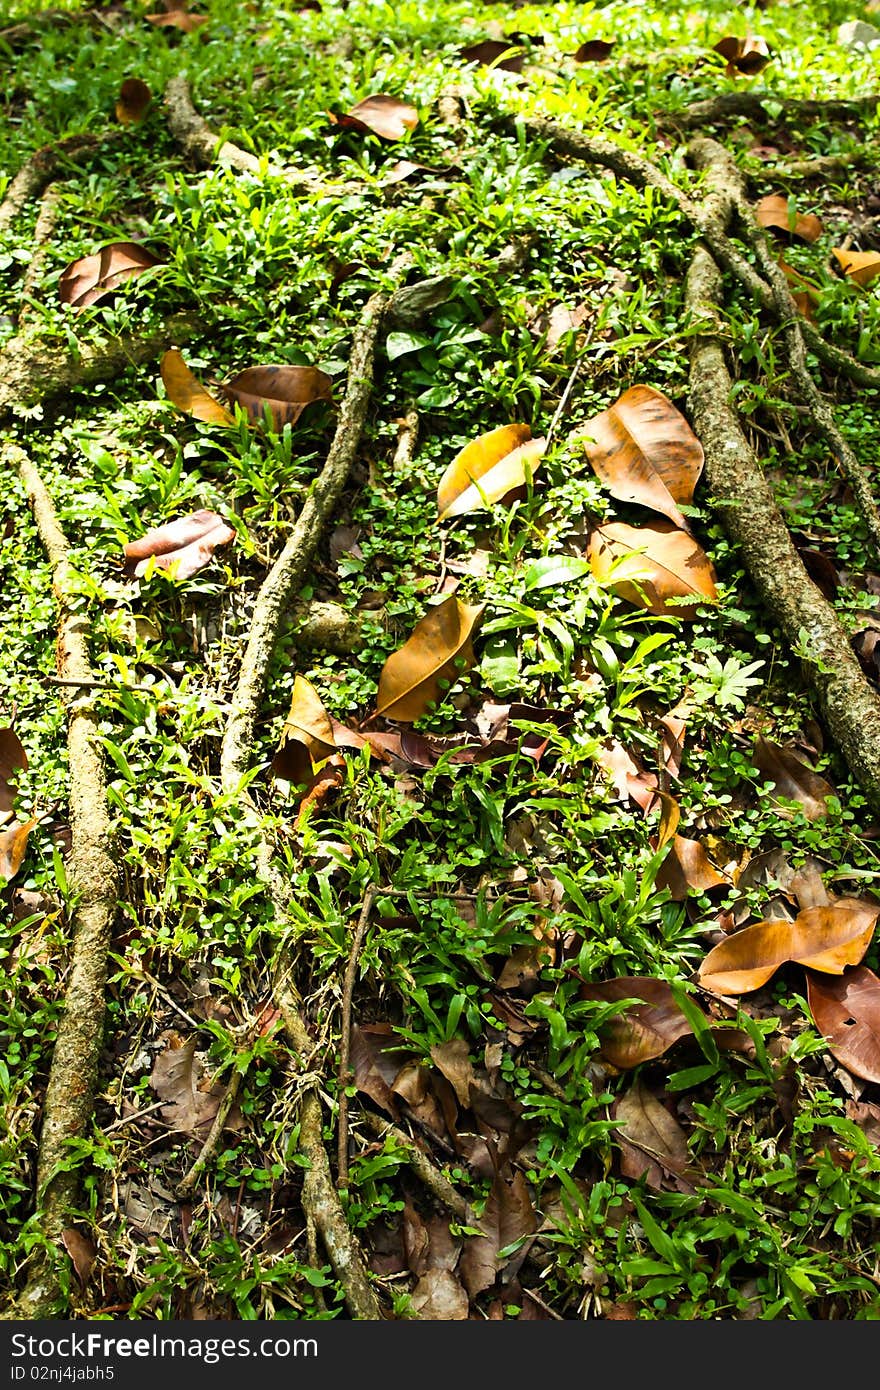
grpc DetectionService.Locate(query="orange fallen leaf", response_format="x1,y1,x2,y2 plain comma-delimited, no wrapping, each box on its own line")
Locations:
272,676,336,785
160,350,234,425
437,424,546,521
330,95,419,141
658,835,728,900
755,195,822,244
699,898,879,995
587,520,718,620
0,817,36,882
832,248,880,287
575,385,704,532
223,365,333,429
375,596,485,721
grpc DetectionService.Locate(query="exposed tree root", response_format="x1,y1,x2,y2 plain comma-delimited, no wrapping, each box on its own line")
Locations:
515,114,880,393
689,137,880,556
2,444,119,1318
0,313,201,422
666,92,880,132
0,134,106,233
291,599,373,654
17,183,62,328
216,281,411,1318
685,246,880,814
757,151,875,180
360,1113,470,1221
337,887,377,1188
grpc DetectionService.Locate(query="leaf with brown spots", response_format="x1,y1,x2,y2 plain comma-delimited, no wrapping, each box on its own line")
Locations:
754,195,822,244
575,385,704,532
59,242,161,311
375,596,485,721
699,898,879,995
588,520,718,620
807,965,880,1084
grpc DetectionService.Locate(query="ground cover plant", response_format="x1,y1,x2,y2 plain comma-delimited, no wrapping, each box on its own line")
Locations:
2,0,880,1323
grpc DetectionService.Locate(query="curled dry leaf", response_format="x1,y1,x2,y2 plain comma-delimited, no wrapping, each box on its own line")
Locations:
123,508,236,580
375,595,485,722
752,737,836,820
699,898,879,995
571,39,615,61
832,248,880,287
437,424,546,521
272,676,336,784
713,33,772,75
61,1228,97,1287
115,77,152,124
807,966,880,1085
779,258,820,320
331,95,419,141
588,520,718,620
223,365,333,429
160,350,234,425
0,727,28,818
146,9,208,28
0,818,36,882
657,835,728,900
579,977,696,1068
59,241,161,312
575,385,704,532
754,195,822,244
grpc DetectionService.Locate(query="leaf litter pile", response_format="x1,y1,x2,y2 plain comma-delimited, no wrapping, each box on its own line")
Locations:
2,0,880,1324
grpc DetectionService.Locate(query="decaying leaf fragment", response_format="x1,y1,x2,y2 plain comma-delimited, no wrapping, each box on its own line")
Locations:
588,520,718,619
832,248,880,287
713,34,772,75
579,977,696,1068
330,95,419,141
752,737,836,820
807,966,880,1084
0,727,28,819
375,596,485,721
437,424,546,521
459,1168,536,1297
150,1035,239,1137
0,817,36,882
59,242,161,311
272,676,336,784
699,898,879,995
754,195,823,244
123,509,236,580
575,385,704,532
115,78,152,124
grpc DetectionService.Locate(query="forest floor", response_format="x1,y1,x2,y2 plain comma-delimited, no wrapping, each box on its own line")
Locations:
2,0,880,1323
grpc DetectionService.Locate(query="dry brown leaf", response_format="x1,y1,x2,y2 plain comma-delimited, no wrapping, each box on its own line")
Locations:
779,258,820,320
115,77,151,124
459,39,525,73
146,9,208,28
832,248,880,287
429,1039,475,1108
0,818,35,882
592,739,658,812
160,350,234,425
699,898,879,995
437,424,545,521
754,194,822,244
588,520,718,619
0,728,28,819
272,676,336,784
575,385,704,532
350,1024,408,1118
61,1228,97,1287
713,34,772,75
459,1169,537,1298
330,95,419,141
223,365,333,429
657,835,728,900
149,1036,239,1137
571,39,615,61
123,509,236,580
752,737,836,820
807,966,880,1085
410,1269,469,1320
613,1078,690,1188
59,241,161,311
375,595,485,721
579,977,696,1068
659,710,687,780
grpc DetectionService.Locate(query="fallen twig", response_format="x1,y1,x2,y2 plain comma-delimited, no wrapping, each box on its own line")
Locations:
665,92,880,132
3,443,119,1318
175,1071,243,1199
337,886,377,1188
360,1112,470,1220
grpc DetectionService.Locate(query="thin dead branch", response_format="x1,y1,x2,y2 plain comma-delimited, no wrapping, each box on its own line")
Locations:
175,1071,243,1200
337,886,377,1187
360,1112,471,1220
